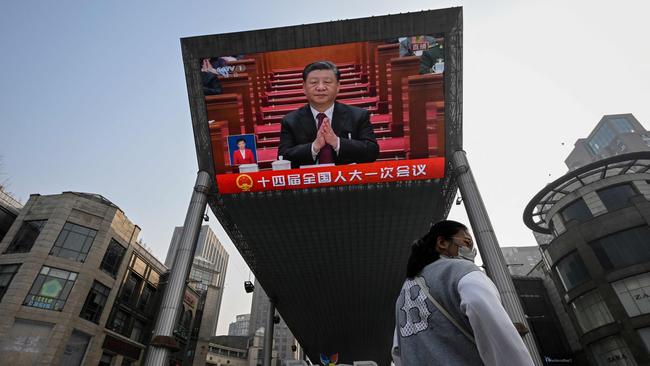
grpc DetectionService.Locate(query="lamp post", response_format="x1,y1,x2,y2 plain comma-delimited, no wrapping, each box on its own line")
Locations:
145,171,211,366
451,150,543,366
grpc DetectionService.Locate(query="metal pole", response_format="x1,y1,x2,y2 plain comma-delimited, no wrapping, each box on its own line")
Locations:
451,150,543,366
263,299,276,366
145,170,211,366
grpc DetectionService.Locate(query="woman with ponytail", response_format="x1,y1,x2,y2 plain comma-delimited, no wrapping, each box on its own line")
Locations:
392,220,534,366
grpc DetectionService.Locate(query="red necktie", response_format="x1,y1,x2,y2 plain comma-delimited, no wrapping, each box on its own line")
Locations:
316,113,334,164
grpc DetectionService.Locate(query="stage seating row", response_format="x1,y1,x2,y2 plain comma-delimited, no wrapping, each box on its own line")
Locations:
206,45,444,174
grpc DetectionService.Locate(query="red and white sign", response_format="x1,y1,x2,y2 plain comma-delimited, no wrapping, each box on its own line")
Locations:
216,157,445,194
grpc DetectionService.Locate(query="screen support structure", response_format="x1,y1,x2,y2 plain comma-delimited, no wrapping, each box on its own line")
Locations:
144,170,211,366
451,150,543,366
264,299,276,366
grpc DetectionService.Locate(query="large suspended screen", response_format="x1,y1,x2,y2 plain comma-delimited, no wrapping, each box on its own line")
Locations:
202,35,447,194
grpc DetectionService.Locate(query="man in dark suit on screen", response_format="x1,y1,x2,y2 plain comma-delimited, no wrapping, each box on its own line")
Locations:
278,61,379,168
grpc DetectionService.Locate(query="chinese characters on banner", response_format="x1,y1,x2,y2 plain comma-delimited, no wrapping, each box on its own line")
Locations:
216,158,445,194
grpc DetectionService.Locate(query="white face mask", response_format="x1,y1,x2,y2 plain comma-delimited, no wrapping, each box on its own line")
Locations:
453,242,477,262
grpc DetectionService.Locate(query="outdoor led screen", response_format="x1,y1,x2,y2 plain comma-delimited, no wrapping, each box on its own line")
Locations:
181,10,463,195
201,36,446,194
181,9,463,365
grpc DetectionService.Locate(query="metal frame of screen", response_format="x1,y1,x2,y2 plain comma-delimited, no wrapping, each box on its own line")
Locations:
180,7,463,235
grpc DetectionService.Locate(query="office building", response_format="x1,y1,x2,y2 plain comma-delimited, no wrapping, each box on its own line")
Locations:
565,114,650,171
524,114,650,365
166,225,229,366
205,332,280,366
229,314,251,337
248,279,299,364
0,192,166,365
512,276,578,365
501,246,542,276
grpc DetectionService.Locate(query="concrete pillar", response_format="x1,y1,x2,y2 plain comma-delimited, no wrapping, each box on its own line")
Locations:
263,299,276,366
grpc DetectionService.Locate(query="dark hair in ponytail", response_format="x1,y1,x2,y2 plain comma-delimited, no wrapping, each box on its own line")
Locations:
406,220,468,278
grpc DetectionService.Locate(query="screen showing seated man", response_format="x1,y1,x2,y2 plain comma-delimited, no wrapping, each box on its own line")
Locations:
278,61,379,168
202,35,446,192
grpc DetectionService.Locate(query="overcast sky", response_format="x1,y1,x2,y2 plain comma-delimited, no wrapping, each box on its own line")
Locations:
1,0,649,335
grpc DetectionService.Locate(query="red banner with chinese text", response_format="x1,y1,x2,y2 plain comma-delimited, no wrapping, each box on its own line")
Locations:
216,158,445,194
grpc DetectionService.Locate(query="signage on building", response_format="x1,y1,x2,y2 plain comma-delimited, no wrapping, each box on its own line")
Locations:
184,290,197,307
26,295,55,309
40,279,63,298
216,158,444,194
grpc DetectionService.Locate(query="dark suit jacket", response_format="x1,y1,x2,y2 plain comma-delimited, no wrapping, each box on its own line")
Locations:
278,102,379,168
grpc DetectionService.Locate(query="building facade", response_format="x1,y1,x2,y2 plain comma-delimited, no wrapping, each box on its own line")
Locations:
166,226,228,329
204,333,281,366
525,147,650,364
248,279,299,364
512,276,577,365
205,335,249,366
165,225,229,366
501,246,543,276
0,191,171,365
0,186,22,242
229,314,251,337
527,257,588,364
565,114,650,171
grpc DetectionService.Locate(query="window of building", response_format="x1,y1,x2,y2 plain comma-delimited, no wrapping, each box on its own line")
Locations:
589,335,637,366
4,220,47,253
132,256,147,277
176,309,193,338
137,285,154,313
183,310,193,330
60,330,91,366
590,226,650,270
119,273,141,305
50,222,97,262
148,269,160,286
0,263,21,302
612,272,650,317
519,293,546,318
130,319,145,343
555,252,590,291
588,118,635,157
100,239,126,277
638,328,650,353
98,352,114,366
108,310,130,335
571,290,614,333
609,117,635,134
560,198,593,224
598,184,637,212
79,281,111,323
589,126,616,155
24,266,77,311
